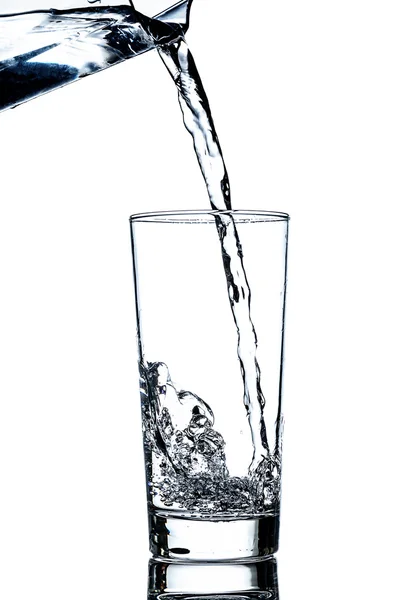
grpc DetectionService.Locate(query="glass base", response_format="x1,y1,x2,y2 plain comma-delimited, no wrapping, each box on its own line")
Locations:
149,512,280,561
148,556,279,599
148,596,275,600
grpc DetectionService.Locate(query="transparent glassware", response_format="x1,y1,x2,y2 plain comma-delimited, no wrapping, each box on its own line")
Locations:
0,0,191,111
148,556,280,599
130,209,289,561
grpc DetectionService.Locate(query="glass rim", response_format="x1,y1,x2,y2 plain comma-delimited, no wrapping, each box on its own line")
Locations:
130,209,290,224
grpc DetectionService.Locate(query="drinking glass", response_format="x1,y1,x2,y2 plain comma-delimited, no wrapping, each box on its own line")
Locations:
130,209,289,561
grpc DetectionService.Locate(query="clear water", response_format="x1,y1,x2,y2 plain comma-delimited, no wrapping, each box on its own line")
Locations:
0,4,282,518
0,6,182,111
159,41,278,472
142,39,282,515
141,360,280,515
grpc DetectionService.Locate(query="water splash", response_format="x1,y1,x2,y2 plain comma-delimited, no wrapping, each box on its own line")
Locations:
141,362,281,515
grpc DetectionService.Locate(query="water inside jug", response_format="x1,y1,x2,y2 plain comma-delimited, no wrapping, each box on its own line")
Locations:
0,1,192,111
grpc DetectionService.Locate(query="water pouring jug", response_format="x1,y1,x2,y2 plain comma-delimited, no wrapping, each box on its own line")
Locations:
0,0,192,111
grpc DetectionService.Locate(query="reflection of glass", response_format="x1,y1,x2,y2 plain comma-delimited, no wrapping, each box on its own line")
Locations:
148,557,280,599
131,210,289,561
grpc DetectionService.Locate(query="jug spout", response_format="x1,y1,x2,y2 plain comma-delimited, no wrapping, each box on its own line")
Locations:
135,0,193,31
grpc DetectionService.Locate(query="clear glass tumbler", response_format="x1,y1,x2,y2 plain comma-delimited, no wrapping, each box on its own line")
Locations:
130,209,289,561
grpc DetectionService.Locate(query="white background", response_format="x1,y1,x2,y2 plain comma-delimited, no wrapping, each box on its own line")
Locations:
1,1,400,598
